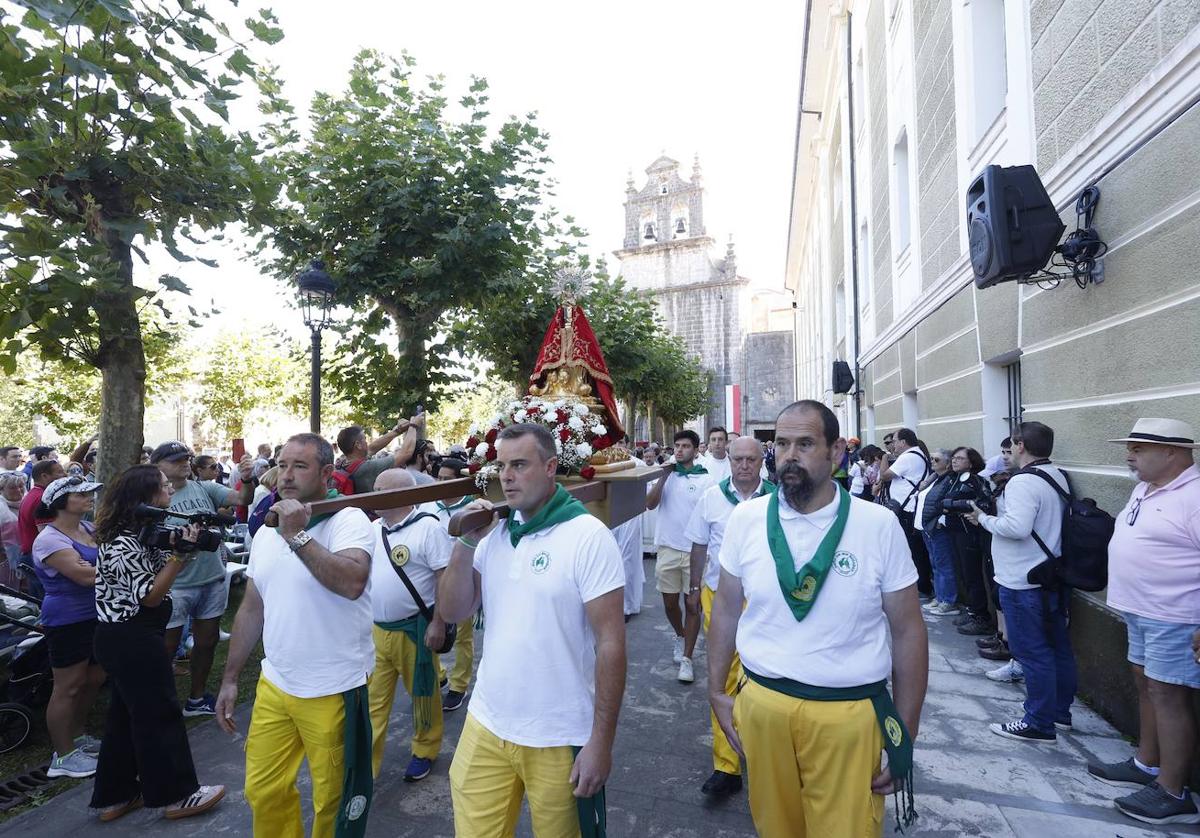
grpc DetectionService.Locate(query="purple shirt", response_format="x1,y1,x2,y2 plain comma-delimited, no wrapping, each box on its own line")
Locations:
31,522,98,626
1107,465,1200,624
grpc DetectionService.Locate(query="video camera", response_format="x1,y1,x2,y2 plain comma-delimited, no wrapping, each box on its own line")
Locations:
941,496,997,516
135,504,236,553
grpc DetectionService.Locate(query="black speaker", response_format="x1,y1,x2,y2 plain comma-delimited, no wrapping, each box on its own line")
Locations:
966,164,1065,289
832,361,854,394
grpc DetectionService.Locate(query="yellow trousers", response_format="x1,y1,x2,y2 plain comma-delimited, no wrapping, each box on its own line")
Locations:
368,625,445,776
449,713,580,838
244,674,348,838
701,585,743,775
734,677,885,838
445,616,475,693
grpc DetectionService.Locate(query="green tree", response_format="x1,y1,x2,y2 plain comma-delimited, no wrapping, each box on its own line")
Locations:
424,378,513,451
0,0,289,482
266,50,562,422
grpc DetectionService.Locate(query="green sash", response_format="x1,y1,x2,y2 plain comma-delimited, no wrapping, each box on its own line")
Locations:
719,477,775,507
335,684,373,838
437,495,475,514
767,485,850,621
745,670,917,832
569,746,607,838
673,462,708,476
374,616,437,732
507,484,589,547
308,488,342,528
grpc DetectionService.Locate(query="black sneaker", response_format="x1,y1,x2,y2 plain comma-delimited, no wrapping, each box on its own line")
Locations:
1088,756,1157,789
442,690,466,712
978,644,1012,661
989,720,1055,743
1054,715,1073,732
976,634,1003,649
956,615,993,636
1114,782,1200,825
952,613,974,627
700,770,743,797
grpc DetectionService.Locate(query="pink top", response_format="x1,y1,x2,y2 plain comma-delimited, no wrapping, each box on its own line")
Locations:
1106,464,1200,624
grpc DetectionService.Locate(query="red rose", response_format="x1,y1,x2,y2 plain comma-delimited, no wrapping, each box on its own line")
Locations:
485,428,498,444
593,435,610,450
556,409,569,424
468,462,481,474
580,466,596,480
466,437,479,449
558,427,571,442
526,406,540,416
485,447,497,462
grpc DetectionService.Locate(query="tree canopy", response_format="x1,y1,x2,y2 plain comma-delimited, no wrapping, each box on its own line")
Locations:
0,0,288,481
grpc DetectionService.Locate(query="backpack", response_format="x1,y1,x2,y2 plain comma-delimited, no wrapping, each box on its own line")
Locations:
1023,467,1116,592
331,458,366,496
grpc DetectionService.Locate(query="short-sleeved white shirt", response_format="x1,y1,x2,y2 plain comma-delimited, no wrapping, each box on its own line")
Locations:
469,512,624,747
248,508,376,698
369,510,451,623
684,480,769,590
701,454,732,482
653,470,713,551
719,489,917,687
887,449,930,511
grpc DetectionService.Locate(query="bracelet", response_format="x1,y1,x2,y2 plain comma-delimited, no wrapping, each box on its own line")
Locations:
457,536,478,550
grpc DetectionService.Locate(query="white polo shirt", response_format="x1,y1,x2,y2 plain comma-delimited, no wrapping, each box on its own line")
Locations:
653,469,713,551
701,454,732,482
469,512,624,748
423,496,474,536
248,508,376,698
719,489,917,687
684,479,770,591
369,510,451,623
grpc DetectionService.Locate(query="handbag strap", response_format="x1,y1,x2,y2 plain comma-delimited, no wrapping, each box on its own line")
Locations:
379,513,440,622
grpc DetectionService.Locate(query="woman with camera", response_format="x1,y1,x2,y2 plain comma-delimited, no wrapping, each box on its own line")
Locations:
943,447,996,636
90,465,225,822
30,475,108,779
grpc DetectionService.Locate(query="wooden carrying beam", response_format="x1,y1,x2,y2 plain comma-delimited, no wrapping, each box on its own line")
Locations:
446,479,608,537
263,477,477,527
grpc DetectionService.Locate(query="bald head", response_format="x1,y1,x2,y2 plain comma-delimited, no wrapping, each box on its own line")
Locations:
374,468,416,523
729,436,762,458
729,435,764,490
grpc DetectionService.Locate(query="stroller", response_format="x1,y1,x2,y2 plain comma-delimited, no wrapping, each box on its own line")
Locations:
0,584,51,753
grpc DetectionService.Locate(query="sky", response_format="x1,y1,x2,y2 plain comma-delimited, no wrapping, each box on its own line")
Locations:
154,1,805,335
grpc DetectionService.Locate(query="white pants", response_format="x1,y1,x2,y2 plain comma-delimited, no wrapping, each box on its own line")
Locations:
613,516,644,615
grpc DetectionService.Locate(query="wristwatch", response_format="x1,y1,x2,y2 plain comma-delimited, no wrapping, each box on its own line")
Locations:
287,530,313,552
688,585,701,593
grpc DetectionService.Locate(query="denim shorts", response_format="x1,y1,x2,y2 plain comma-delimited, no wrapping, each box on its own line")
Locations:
1123,611,1200,688
167,576,230,629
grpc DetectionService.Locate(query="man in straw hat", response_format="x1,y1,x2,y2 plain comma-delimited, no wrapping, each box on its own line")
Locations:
1085,418,1200,825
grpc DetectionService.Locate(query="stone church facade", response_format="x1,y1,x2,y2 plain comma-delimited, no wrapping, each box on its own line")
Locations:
613,155,752,433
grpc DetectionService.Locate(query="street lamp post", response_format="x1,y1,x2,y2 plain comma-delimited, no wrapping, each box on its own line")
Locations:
297,260,336,434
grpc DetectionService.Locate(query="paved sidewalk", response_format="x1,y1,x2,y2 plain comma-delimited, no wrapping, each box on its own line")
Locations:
1,563,1197,836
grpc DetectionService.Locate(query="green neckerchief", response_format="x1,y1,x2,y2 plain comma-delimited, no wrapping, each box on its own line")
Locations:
719,477,775,507
744,671,917,832
436,495,475,514
335,684,373,838
507,484,589,547
570,745,607,837
673,462,708,476
374,615,437,732
767,484,850,620
308,488,342,528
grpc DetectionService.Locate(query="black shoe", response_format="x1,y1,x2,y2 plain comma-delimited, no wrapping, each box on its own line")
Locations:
978,644,1012,661
989,720,1055,743
701,770,743,797
439,674,448,689
976,634,1003,649
442,690,466,712
957,615,993,636
1114,781,1200,825
952,613,974,627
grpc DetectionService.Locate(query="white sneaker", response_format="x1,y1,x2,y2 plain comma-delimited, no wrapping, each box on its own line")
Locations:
987,659,1024,682
678,657,694,683
934,601,962,616
672,635,684,664
921,600,941,614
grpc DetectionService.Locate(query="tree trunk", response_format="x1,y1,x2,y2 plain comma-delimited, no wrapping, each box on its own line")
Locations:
93,235,146,485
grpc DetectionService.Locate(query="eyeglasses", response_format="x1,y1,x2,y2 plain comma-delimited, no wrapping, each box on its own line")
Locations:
1126,497,1142,526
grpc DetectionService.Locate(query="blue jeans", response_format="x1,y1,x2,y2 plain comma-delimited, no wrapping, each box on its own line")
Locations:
921,529,958,604
999,586,1077,733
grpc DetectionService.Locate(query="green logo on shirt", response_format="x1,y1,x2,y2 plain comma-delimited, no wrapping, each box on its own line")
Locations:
832,550,858,577
531,551,551,575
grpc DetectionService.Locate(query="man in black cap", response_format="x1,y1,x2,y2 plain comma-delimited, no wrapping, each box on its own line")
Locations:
152,442,255,717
